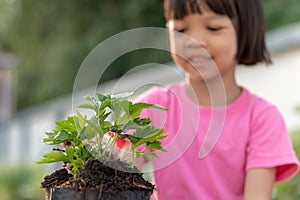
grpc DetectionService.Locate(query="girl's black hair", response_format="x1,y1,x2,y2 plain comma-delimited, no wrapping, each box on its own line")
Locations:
165,0,272,65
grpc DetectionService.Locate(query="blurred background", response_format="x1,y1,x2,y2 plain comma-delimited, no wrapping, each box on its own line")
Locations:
0,0,300,199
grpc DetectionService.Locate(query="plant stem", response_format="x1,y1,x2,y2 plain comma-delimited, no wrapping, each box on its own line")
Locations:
101,134,116,160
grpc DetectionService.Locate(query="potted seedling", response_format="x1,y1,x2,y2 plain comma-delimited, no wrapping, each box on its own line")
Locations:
36,92,168,200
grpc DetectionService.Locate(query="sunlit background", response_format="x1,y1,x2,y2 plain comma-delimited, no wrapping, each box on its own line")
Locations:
0,0,300,199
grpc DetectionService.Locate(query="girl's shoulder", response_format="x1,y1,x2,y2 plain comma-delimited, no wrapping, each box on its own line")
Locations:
135,81,185,104
239,87,278,112
241,88,285,126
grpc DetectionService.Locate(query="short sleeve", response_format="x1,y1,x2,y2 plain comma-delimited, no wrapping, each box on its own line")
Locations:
246,106,299,182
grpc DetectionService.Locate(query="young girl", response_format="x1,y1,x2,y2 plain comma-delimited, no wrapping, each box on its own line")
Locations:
135,0,299,199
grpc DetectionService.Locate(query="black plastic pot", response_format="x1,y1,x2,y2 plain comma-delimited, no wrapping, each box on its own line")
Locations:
45,187,152,200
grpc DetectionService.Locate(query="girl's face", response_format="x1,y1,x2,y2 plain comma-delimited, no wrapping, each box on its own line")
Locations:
165,3,238,83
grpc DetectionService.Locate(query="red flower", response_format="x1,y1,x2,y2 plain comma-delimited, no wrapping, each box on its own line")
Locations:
107,131,129,149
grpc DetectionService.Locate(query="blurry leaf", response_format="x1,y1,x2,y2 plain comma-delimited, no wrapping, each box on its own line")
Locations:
145,141,166,151
74,111,86,130
130,102,168,119
77,103,97,111
54,116,76,133
112,99,131,126
55,131,76,143
36,151,70,164
143,153,159,160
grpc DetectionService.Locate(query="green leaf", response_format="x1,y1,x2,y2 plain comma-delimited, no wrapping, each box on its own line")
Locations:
36,151,70,164
65,146,75,159
55,130,76,143
74,111,86,131
134,126,163,139
42,137,55,143
131,127,167,149
77,147,92,161
123,120,144,131
111,99,131,126
145,141,163,150
97,93,110,102
133,118,151,126
100,98,112,111
98,112,111,123
130,102,168,119
77,103,97,112
54,116,77,133
146,141,167,152
101,121,113,128
44,131,56,138
143,153,159,160
80,125,97,140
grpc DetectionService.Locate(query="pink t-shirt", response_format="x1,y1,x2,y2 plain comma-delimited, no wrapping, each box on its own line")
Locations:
136,82,299,200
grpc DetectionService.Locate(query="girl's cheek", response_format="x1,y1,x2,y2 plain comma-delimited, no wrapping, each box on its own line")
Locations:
171,54,189,70
169,32,187,58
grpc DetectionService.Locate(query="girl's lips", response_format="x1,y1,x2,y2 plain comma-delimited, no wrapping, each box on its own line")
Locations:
187,56,212,68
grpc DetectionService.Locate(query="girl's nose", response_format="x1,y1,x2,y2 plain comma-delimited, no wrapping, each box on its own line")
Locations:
185,31,206,48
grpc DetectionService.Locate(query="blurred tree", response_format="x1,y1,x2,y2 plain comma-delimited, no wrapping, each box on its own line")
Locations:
262,0,300,30
0,0,300,109
0,0,170,109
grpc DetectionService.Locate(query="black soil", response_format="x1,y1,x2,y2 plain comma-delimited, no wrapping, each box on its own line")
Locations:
41,159,154,193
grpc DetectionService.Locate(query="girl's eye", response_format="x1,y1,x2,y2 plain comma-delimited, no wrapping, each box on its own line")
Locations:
175,29,186,33
207,27,223,32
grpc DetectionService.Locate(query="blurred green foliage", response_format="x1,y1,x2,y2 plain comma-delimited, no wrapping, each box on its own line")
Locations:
0,164,45,200
0,0,300,109
262,0,300,30
273,107,300,200
0,0,170,109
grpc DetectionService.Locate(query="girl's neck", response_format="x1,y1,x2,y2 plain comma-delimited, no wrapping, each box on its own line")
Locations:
185,76,242,107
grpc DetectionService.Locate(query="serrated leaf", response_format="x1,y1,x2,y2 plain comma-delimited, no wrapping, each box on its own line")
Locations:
98,112,111,123
131,128,166,149
143,153,159,160
55,130,76,143
42,138,55,143
54,116,77,133
97,93,110,102
133,118,151,126
74,111,86,131
36,151,70,164
77,147,92,160
123,120,144,131
100,98,112,111
130,102,168,119
44,131,56,138
134,126,163,139
80,126,98,140
77,103,97,111
112,99,131,126
102,121,113,128
65,146,75,159
145,141,162,149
